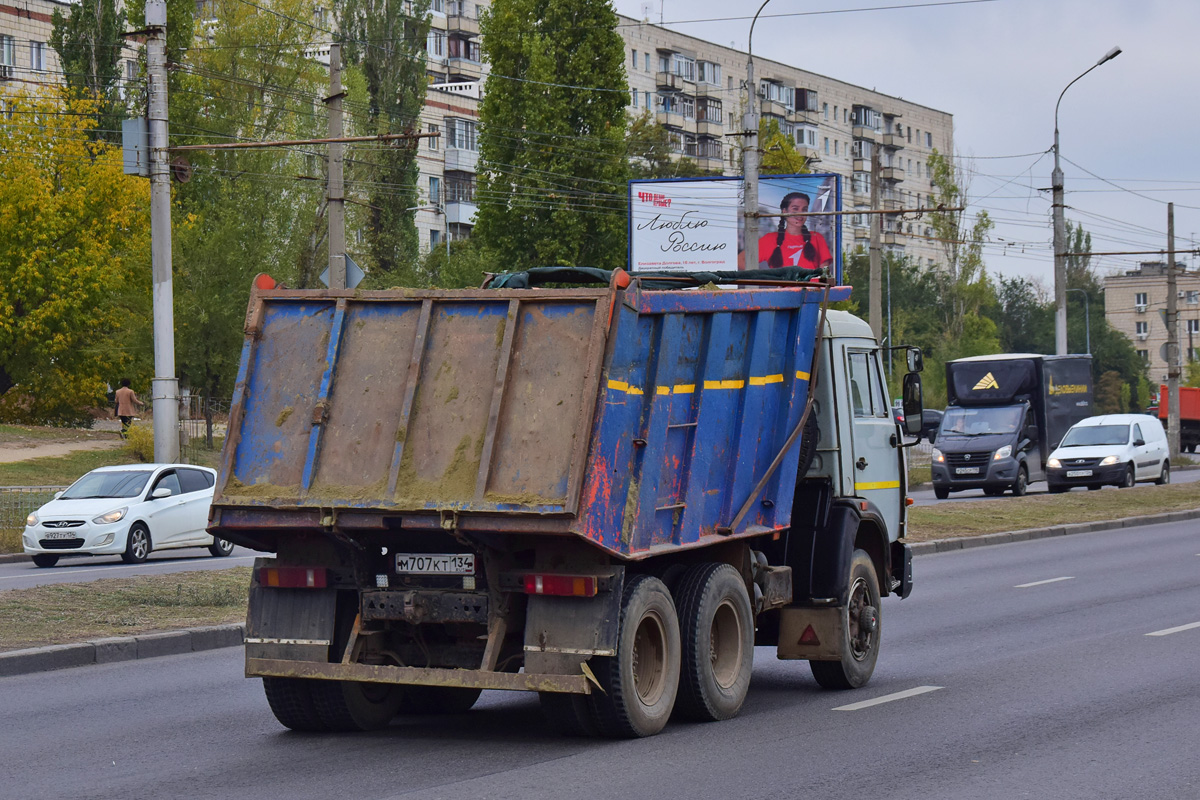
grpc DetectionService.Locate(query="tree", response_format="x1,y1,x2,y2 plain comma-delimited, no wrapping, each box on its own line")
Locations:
49,0,127,143
927,149,996,340
474,0,629,270
0,91,151,423
760,118,809,176
625,111,715,179
339,0,431,281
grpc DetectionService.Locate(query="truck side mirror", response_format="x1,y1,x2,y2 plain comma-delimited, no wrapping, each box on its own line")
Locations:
906,348,924,373
901,372,924,437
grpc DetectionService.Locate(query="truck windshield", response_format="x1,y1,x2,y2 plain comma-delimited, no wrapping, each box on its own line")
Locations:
1060,425,1129,447
938,405,1024,437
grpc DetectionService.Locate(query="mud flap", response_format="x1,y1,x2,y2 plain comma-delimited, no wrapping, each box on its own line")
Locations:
776,606,844,661
523,568,624,676
245,561,337,665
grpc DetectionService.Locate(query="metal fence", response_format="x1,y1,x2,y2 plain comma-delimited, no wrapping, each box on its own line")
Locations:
0,486,69,532
179,395,230,468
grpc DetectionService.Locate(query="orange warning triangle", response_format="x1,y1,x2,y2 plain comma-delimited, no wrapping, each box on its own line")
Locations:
798,624,820,646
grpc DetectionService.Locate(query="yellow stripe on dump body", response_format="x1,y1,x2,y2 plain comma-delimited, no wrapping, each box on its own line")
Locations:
855,481,901,491
796,370,811,381
703,379,746,390
749,374,784,386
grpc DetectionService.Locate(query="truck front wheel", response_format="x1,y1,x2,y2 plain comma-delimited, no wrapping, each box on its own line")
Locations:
673,563,754,722
588,575,681,738
810,549,880,690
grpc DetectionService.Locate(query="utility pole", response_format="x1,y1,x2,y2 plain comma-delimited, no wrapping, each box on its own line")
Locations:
326,43,346,290
1167,202,1180,460
146,0,178,463
742,1,771,265
868,145,882,342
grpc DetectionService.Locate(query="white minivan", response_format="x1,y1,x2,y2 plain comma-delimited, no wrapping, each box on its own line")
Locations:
1046,414,1169,492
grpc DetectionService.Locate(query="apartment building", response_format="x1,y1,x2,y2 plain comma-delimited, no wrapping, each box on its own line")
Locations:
620,15,955,270
1104,262,1200,383
0,0,66,88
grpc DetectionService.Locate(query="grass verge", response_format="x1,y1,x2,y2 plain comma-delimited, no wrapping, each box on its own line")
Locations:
0,568,250,652
0,424,117,445
906,481,1200,541
0,448,140,487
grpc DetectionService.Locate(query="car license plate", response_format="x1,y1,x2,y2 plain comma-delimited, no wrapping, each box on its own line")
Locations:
43,530,76,540
395,553,475,575
1066,469,1093,477
955,467,980,475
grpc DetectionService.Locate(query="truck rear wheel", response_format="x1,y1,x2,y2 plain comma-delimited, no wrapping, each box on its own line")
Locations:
673,563,754,722
539,692,600,737
308,680,404,731
810,549,880,690
588,575,681,738
262,677,327,732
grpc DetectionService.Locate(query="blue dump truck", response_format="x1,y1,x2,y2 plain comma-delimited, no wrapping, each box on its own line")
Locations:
210,268,925,738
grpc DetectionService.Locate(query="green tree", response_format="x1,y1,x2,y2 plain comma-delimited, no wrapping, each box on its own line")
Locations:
927,149,995,339
49,0,127,143
760,118,809,176
0,91,151,423
475,0,629,270
339,0,431,281
625,110,715,179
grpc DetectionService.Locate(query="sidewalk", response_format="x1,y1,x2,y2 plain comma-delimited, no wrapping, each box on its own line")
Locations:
2,507,1199,679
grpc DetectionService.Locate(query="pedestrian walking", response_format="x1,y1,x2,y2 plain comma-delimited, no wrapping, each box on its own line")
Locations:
114,379,144,438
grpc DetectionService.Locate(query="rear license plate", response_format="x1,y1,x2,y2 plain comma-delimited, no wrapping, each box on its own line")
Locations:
43,530,76,540
395,553,475,575
955,467,980,475
1066,469,1093,477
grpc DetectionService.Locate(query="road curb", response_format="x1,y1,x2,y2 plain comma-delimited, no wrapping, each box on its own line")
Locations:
908,507,1200,555
0,624,244,678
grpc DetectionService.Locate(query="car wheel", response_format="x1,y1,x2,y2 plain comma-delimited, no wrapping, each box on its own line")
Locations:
208,537,235,557
1155,460,1170,485
933,486,949,500
121,523,151,564
31,554,59,568
1010,467,1028,497
1119,464,1135,489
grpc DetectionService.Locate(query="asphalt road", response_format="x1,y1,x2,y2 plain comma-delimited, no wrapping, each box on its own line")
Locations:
0,546,265,591
2,518,1198,800
908,464,1200,506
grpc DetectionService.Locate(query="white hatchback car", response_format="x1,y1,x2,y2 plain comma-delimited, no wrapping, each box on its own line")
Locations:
1046,414,1170,492
22,464,232,568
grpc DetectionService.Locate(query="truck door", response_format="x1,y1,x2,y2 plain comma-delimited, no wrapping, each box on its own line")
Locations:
844,346,901,538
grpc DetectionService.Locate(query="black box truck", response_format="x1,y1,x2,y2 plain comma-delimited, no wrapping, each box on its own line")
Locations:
931,354,1093,498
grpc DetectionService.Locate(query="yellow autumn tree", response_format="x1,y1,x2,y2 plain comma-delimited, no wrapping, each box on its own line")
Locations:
0,89,151,423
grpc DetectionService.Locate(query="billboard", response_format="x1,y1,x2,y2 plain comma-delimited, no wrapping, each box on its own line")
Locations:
628,174,842,283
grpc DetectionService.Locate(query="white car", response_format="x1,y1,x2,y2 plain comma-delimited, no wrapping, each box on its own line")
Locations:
22,464,233,568
1046,414,1170,492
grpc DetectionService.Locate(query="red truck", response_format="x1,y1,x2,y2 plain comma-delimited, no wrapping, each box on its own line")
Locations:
1158,385,1200,452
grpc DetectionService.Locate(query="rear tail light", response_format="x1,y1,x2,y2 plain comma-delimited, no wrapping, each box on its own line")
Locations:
522,574,599,597
259,566,328,589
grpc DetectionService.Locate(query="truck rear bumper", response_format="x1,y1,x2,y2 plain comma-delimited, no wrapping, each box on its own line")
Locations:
246,657,593,695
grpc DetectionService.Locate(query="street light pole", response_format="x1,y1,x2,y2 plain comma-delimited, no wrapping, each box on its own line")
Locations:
1066,288,1090,354
742,0,772,262
1052,45,1121,356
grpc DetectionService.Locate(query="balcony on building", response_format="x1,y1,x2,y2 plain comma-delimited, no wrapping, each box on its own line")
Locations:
882,197,901,212
883,231,902,246
445,178,477,226
852,105,882,143
446,0,480,36
881,131,904,149
447,35,481,80
881,165,905,182
852,125,879,143
692,136,723,171
444,146,478,173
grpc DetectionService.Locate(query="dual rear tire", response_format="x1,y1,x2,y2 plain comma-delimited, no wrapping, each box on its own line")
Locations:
264,679,481,732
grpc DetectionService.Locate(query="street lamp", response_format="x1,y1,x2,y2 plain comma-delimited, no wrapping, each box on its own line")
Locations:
1052,45,1121,356
1066,287,1090,355
742,0,773,255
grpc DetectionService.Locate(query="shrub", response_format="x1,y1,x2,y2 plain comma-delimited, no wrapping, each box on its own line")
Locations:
124,425,154,462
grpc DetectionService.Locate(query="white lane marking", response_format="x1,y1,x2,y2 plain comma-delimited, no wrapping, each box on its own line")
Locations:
1147,621,1200,637
833,685,942,711
1015,576,1075,588
0,555,260,582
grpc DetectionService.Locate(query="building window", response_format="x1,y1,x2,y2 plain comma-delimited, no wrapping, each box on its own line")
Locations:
906,126,912,142
644,91,650,109
427,31,445,59
1188,319,1200,334
795,124,817,148
1186,291,1199,304
833,140,838,156
1137,349,1148,362
823,102,829,120
1135,292,1148,308
824,137,829,154
448,36,480,61
926,131,933,148
1136,321,1149,335
852,105,881,131
428,124,439,149
645,53,650,72
429,176,441,205
852,172,871,195
697,61,721,85
833,105,838,123
431,229,441,247
681,96,695,119
445,118,477,151
631,48,637,69
30,41,45,72
631,90,637,108
0,36,15,67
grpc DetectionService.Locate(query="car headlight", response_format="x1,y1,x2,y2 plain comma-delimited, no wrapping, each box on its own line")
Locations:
932,448,944,463
1047,458,1061,469
26,513,38,527
993,445,1012,460
92,507,128,525
1099,455,1119,466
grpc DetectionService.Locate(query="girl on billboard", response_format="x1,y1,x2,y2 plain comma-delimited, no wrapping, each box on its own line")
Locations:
757,191,833,271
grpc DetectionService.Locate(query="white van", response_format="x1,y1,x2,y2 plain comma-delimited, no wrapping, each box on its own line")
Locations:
1046,414,1170,492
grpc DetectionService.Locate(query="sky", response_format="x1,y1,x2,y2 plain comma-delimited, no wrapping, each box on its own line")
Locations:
611,0,1200,291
